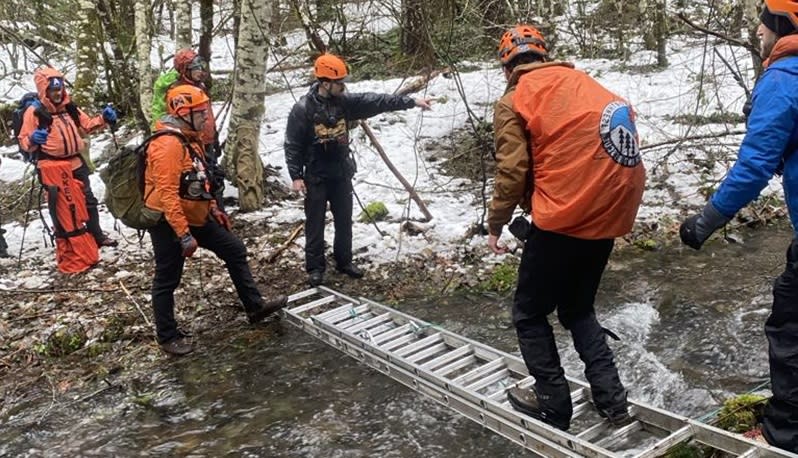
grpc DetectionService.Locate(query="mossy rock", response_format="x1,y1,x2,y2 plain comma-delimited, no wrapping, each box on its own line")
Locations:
663,442,708,458
716,393,767,433
359,201,389,223
38,324,88,357
480,262,518,293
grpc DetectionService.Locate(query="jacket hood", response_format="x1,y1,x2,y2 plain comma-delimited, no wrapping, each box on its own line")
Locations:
34,67,71,112
506,61,575,90
765,35,798,68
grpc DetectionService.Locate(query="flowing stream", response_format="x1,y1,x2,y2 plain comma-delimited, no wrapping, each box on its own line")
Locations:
1,224,791,457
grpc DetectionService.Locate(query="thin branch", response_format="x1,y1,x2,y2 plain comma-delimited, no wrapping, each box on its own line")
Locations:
676,12,758,55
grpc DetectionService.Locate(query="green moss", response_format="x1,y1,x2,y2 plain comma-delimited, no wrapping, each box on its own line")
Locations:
634,239,659,251
37,325,88,357
359,201,389,223
480,262,518,293
663,442,707,458
716,394,767,433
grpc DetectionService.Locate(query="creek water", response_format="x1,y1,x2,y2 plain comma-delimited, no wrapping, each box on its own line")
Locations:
0,224,792,457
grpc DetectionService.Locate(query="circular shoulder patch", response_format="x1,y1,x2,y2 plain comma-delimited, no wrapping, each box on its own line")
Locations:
599,101,641,167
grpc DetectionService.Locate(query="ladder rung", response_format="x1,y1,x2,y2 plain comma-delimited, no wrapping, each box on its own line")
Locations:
320,304,371,324
488,387,510,401
287,294,337,315
371,323,412,345
363,322,397,339
287,288,321,303
464,368,510,393
395,334,443,357
572,400,593,419
434,354,478,377
406,342,450,364
634,425,693,458
313,302,357,321
381,332,419,352
345,312,393,333
577,421,610,441
421,345,473,371
453,359,506,386
737,447,760,458
594,420,642,449
571,387,588,403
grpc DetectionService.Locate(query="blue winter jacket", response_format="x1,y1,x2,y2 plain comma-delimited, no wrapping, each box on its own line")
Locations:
711,44,798,234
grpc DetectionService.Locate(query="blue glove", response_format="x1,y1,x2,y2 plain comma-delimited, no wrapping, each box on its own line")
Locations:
102,105,118,124
679,202,732,250
30,128,49,146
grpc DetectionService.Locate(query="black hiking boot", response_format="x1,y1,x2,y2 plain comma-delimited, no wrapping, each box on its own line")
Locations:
507,386,570,431
308,271,324,287
597,402,632,426
337,264,364,279
160,336,193,356
247,295,288,324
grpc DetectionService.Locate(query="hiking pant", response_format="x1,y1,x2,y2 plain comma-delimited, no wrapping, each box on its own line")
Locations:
762,238,798,453
72,164,104,243
148,219,264,344
304,177,353,273
513,223,624,424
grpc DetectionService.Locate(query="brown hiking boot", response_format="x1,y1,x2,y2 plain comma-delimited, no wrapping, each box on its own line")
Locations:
247,295,288,324
507,386,570,431
159,336,193,356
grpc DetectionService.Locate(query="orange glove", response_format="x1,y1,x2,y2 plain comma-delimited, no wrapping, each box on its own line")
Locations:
211,207,231,231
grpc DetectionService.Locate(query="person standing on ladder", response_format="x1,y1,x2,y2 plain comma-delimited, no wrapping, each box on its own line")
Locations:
487,25,646,431
284,53,432,287
680,1,798,452
17,67,118,248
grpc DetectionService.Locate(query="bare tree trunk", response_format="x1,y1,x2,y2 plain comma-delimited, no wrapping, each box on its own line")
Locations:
174,0,192,50
136,0,153,127
74,0,99,107
225,0,270,211
401,0,435,67
742,0,762,77
199,0,213,89
654,0,668,67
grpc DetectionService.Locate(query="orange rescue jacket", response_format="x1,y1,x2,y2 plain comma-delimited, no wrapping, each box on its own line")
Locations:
17,68,107,170
144,119,215,237
512,63,646,239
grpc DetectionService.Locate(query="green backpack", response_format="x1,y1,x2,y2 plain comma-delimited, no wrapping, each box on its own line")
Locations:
150,69,179,128
100,131,190,230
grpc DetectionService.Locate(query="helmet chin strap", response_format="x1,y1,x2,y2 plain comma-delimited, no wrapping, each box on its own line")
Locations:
179,107,198,131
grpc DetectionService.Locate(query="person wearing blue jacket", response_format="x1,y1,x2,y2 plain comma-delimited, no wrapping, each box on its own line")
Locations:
680,1,798,452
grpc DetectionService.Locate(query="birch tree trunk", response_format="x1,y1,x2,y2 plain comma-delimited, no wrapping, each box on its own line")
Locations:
73,0,99,107
135,0,153,126
225,0,270,211
174,0,193,50
742,0,763,77
199,0,213,90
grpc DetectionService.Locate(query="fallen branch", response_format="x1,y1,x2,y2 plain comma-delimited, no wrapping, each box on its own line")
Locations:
119,280,152,327
641,130,746,151
265,224,303,263
675,13,757,55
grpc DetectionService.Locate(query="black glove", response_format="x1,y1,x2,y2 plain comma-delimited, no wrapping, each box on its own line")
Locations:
680,202,731,250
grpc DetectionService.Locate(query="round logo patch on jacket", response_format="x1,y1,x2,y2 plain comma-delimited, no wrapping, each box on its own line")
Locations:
599,101,641,167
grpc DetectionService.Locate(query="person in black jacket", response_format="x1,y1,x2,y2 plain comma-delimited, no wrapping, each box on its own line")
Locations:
285,53,432,286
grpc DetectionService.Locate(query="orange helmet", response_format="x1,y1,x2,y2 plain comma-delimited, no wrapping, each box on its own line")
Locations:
166,84,209,117
764,0,798,29
314,53,349,81
497,25,548,66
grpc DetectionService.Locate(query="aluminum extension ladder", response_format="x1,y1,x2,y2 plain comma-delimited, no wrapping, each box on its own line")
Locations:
283,286,798,458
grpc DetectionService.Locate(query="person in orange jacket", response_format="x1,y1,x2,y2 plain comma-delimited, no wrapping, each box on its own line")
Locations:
18,67,118,247
145,84,286,356
487,25,646,431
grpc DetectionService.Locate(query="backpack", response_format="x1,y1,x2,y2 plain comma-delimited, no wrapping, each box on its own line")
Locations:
100,130,191,230
150,69,179,128
12,93,80,162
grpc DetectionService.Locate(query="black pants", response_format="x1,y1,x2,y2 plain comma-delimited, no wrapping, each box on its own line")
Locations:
148,219,264,344
762,239,798,453
72,164,104,243
304,177,353,273
513,224,624,422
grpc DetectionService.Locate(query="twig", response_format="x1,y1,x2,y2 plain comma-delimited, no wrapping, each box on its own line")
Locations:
119,280,152,327
265,224,304,263
641,130,746,151
0,287,119,295
675,13,757,54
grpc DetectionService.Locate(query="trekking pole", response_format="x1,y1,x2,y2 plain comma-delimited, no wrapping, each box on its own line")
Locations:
17,172,37,266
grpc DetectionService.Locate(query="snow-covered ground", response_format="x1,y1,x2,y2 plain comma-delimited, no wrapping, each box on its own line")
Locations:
0,15,780,289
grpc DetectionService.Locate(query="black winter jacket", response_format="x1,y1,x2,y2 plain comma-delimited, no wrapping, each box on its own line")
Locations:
284,82,416,181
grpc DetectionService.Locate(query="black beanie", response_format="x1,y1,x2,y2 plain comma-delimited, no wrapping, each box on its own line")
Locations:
761,8,798,37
